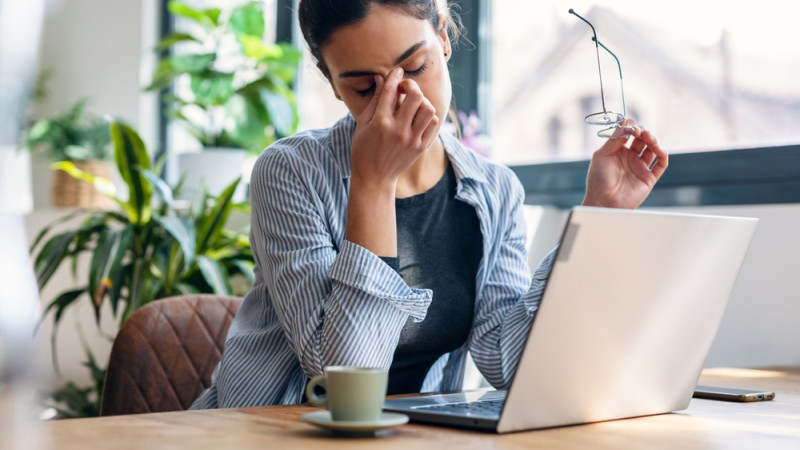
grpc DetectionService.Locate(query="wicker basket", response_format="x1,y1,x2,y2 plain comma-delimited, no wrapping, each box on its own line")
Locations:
52,160,115,209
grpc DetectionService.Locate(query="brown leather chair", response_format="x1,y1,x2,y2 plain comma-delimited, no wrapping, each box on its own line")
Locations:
100,294,242,416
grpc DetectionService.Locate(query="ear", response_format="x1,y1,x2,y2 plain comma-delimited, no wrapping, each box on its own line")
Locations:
438,19,452,61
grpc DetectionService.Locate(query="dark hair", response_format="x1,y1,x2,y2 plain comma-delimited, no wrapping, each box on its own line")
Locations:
298,0,460,79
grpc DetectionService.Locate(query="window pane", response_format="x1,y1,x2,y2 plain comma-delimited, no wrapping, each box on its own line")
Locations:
490,0,800,165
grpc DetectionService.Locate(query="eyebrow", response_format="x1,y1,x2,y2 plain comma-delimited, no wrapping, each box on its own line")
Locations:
338,40,427,79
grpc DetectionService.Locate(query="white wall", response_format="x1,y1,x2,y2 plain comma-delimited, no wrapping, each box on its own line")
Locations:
30,0,159,208
525,204,800,369
35,0,143,121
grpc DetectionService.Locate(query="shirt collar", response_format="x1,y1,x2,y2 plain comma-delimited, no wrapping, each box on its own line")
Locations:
440,131,488,185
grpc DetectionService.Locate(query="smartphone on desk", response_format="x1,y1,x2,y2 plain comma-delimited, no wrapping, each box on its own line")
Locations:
693,385,775,402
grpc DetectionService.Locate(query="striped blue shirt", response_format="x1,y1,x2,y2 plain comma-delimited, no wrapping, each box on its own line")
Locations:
190,115,556,409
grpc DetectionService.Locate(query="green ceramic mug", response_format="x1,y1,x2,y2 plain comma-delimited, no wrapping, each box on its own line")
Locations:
305,366,388,422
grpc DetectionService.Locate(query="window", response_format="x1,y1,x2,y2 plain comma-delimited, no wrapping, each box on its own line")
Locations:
490,0,800,165
158,1,800,207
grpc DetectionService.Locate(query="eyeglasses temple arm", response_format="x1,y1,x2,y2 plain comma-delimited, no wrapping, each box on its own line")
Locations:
593,37,626,118
569,9,608,113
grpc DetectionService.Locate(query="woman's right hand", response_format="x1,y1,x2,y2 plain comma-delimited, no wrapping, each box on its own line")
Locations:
345,67,439,257
349,67,440,191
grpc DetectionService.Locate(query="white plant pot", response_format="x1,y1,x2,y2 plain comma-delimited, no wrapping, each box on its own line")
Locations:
0,146,33,213
177,148,248,202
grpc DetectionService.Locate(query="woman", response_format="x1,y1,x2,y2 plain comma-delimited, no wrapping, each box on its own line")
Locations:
191,0,667,409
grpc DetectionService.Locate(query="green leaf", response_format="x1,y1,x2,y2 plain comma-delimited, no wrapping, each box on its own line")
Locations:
63,145,93,160
49,381,97,418
189,71,235,106
171,175,187,200
230,2,264,39
34,231,78,289
170,53,215,74
168,1,214,28
155,214,196,272
223,91,272,152
145,59,179,91
29,209,84,253
231,74,298,146
50,161,118,200
141,169,174,207
175,282,200,295
260,43,302,84
88,229,117,323
81,348,106,403
124,258,147,322
188,183,208,219
232,259,255,284
162,93,190,107
105,227,133,312
26,119,53,143
41,288,85,327
144,271,164,306
196,255,231,295
25,99,112,161
165,108,211,144
262,88,297,137
239,36,282,60
196,177,240,253
153,152,168,177
162,244,182,292
155,31,202,52
87,227,133,324
110,122,152,225
107,262,129,316
202,7,221,26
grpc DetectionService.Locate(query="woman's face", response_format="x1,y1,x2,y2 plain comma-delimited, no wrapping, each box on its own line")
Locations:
320,4,452,127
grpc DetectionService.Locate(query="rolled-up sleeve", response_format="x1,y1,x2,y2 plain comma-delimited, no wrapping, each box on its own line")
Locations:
466,169,557,390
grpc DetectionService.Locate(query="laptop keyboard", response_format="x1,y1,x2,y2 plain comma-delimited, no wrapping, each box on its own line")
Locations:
413,399,504,416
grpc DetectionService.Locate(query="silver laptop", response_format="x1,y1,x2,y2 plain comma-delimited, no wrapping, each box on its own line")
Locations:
383,206,758,433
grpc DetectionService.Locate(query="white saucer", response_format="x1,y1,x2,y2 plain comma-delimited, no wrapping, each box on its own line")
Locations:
301,411,409,436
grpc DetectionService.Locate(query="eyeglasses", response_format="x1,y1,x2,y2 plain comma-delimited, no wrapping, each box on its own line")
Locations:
569,9,634,139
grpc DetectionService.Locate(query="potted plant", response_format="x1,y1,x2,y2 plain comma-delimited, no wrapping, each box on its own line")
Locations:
25,99,114,209
147,1,301,199
31,120,255,417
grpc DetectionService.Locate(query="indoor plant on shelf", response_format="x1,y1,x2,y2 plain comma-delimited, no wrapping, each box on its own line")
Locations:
25,99,114,209
147,0,301,199
31,120,254,418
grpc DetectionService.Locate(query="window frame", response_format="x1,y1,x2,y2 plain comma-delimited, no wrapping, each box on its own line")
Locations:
511,145,800,208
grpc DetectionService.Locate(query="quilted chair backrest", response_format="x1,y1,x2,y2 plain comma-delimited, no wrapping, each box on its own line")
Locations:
100,294,242,416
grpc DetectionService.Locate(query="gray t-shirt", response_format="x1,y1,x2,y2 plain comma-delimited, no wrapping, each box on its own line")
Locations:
384,163,483,395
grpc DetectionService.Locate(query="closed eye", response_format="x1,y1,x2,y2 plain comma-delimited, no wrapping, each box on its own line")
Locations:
406,61,428,77
355,84,376,97
354,61,429,97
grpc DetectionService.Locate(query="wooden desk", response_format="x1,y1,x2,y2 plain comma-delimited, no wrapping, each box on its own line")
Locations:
22,368,800,449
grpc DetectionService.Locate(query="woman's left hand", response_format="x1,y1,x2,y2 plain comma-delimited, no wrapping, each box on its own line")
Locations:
582,119,668,209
